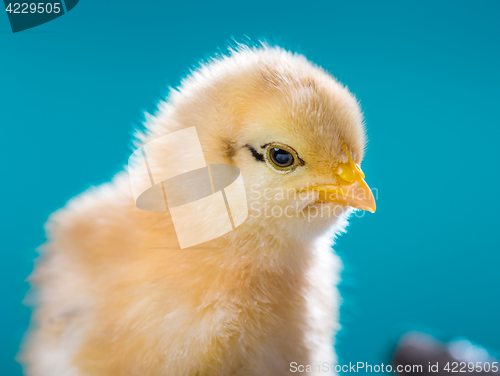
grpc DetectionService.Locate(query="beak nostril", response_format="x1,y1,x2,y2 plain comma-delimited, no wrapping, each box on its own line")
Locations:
336,163,356,184
336,141,365,183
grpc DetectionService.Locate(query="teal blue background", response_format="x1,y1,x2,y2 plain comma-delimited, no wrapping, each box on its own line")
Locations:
1,1,499,374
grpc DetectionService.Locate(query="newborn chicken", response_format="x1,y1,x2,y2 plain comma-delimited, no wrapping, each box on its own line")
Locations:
21,45,375,376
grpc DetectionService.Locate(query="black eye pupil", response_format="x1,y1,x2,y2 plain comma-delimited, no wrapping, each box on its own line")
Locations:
270,148,294,167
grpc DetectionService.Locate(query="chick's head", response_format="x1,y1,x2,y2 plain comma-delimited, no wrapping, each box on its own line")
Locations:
142,46,375,245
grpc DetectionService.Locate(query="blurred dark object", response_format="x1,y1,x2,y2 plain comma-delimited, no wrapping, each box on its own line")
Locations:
393,331,500,375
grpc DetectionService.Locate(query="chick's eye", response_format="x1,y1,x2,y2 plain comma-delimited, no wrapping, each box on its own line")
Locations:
270,148,294,167
264,143,301,173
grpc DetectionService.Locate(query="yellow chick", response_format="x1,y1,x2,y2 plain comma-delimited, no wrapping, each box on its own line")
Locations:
20,44,375,376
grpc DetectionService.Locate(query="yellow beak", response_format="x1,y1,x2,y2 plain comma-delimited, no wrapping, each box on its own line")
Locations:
303,145,376,213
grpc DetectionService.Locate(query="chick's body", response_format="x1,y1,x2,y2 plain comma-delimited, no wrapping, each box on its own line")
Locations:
21,46,369,376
